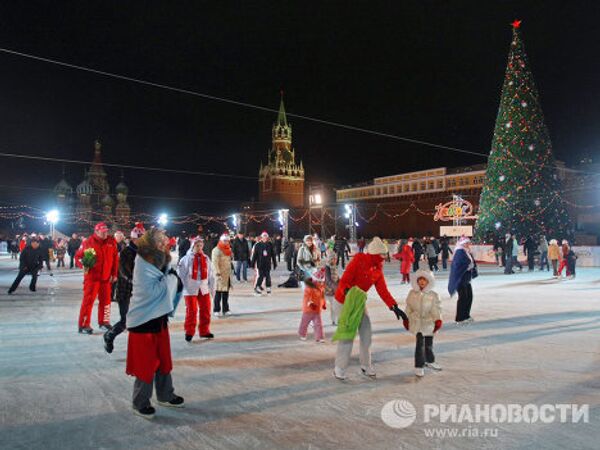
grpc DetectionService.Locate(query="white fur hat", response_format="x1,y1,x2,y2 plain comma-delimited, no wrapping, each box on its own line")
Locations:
410,269,435,292
303,234,313,243
220,233,230,242
367,236,387,255
261,231,269,238
549,239,557,245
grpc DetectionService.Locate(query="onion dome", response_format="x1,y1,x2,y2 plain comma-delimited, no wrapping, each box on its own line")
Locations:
101,193,115,207
115,180,128,196
76,178,93,195
54,178,73,195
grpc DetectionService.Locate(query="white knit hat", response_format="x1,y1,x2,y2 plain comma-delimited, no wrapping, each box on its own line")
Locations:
303,234,313,243
130,222,146,239
367,237,387,255
261,231,269,238
220,233,230,241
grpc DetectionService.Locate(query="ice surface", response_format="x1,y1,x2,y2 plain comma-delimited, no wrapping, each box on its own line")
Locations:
1,256,599,449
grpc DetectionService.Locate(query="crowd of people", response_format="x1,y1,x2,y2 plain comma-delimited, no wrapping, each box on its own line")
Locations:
2,224,581,419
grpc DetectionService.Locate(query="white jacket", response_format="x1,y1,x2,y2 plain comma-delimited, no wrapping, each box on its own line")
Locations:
177,249,215,297
404,270,442,336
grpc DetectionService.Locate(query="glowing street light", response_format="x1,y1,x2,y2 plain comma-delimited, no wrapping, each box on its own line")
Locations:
157,213,168,227
46,209,59,239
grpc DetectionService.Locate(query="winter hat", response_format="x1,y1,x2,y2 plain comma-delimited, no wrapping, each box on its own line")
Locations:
562,239,569,245
220,233,230,241
311,267,326,283
549,239,557,245
410,269,435,292
367,237,387,255
261,231,269,238
94,222,109,233
130,222,146,239
303,234,313,243
457,237,471,247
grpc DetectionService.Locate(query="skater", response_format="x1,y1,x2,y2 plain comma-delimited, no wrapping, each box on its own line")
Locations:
512,234,523,271
283,237,297,272
178,237,215,341
75,222,119,334
103,223,145,353
448,237,478,324
211,233,233,316
232,231,250,282
425,238,439,272
332,237,408,381
251,231,277,296
68,233,81,269
296,234,320,280
412,238,424,272
7,237,43,294
402,270,442,377
126,228,184,419
440,236,453,270
523,235,537,271
177,232,191,263
298,267,327,343
324,249,341,325
393,238,414,284
114,230,126,253
566,246,578,279
38,234,53,275
548,239,560,277
504,234,514,274
557,240,571,277
334,236,351,269
539,236,549,271
55,239,67,268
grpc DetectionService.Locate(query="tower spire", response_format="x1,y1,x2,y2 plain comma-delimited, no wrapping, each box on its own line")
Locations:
277,89,287,127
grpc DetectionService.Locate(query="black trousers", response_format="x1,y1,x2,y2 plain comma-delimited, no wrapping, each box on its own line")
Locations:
428,257,439,271
256,269,272,288
106,298,130,341
9,269,38,292
456,283,473,322
69,253,76,268
336,253,346,269
214,291,230,312
43,258,52,271
415,332,435,368
57,258,65,268
286,259,293,272
413,257,420,272
527,254,535,270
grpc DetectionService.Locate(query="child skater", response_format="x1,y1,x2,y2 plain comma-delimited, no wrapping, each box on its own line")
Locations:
403,269,443,377
324,249,341,325
393,238,414,284
298,267,327,343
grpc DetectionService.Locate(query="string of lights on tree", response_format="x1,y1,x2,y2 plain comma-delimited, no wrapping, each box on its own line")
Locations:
474,20,574,241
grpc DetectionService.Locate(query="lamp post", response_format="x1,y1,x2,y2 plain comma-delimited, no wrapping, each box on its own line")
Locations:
344,204,357,243
278,209,289,243
309,185,323,236
46,209,59,240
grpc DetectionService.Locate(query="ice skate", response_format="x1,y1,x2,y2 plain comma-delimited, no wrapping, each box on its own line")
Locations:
333,367,347,381
415,368,425,377
425,362,442,371
360,366,376,379
157,395,184,408
133,406,156,419
78,327,93,335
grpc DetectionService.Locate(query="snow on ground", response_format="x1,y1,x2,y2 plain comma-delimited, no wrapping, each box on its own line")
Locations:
1,255,599,450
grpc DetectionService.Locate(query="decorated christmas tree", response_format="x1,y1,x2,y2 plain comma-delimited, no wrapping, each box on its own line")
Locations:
475,20,573,242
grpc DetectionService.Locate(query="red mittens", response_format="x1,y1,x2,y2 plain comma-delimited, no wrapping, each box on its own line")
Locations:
403,320,410,331
433,320,443,333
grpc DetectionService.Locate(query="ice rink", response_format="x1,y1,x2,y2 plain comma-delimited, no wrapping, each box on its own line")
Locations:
1,255,599,449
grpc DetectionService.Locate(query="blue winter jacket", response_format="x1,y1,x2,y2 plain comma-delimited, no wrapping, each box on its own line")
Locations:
448,248,477,296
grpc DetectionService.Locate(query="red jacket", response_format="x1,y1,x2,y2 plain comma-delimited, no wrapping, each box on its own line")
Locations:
75,234,118,282
393,244,415,274
334,253,396,308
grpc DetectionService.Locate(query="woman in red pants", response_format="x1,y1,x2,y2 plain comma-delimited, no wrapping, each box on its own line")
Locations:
177,238,215,341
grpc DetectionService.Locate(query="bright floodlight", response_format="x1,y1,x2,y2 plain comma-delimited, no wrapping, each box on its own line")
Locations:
158,213,168,226
231,214,238,228
46,209,59,224
344,204,352,212
314,193,322,205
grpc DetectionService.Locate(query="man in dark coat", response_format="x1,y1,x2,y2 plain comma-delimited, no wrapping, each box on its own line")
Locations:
504,234,514,274
232,231,250,282
273,235,283,263
334,237,351,269
439,236,453,270
412,238,424,272
38,234,53,274
8,238,43,293
523,236,537,271
251,232,277,295
67,233,82,269
103,224,145,353
283,238,297,272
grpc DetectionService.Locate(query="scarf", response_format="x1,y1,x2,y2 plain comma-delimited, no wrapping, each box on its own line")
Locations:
217,240,232,257
192,252,207,280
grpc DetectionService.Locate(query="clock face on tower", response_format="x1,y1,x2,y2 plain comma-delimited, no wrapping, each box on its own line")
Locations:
281,149,293,164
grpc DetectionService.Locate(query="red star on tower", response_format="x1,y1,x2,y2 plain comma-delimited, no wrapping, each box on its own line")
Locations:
511,19,522,29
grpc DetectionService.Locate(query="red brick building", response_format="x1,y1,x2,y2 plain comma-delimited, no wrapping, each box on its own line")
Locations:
258,96,305,208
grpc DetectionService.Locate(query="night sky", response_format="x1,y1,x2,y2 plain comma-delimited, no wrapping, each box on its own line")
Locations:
0,1,599,216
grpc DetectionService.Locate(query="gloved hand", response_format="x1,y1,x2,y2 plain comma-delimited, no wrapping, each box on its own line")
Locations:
403,319,409,331
390,304,408,321
433,320,443,333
